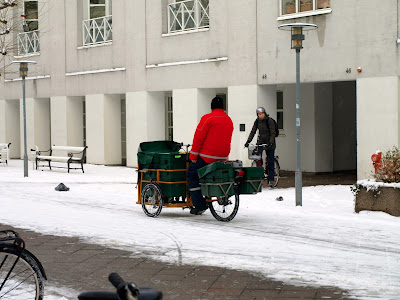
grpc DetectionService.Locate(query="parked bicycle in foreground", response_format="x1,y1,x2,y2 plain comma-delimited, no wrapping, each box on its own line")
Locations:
0,230,47,300
246,143,280,187
78,272,162,300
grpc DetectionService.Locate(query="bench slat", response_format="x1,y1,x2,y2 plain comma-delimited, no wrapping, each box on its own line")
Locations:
37,156,82,162
52,146,86,152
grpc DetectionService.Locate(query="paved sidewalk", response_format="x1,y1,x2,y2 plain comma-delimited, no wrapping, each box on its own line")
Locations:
1,224,354,300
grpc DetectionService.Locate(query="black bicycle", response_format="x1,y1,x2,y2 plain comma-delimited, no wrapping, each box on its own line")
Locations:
247,143,280,187
78,272,162,300
0,230,47,300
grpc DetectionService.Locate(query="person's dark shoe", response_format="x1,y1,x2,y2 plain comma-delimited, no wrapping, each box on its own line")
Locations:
268,182,274,188
190,207,208,215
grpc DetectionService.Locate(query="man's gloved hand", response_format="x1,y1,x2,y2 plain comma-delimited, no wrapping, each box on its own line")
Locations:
266,142,272,149
244,142,249,148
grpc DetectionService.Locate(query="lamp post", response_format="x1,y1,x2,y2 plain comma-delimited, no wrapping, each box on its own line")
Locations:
11,60,37,177
278,23,317,206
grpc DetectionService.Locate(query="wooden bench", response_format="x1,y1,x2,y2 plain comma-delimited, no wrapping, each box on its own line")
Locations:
0,143,11,166
34,145,88,173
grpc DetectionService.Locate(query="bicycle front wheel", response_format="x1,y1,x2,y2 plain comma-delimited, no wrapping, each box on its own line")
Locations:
0,246,45,300
272,158,280,187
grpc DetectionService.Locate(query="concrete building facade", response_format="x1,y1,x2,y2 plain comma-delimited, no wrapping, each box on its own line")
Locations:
0,0,398,179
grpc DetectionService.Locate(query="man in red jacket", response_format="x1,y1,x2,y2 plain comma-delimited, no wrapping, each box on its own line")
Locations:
187,96,234,215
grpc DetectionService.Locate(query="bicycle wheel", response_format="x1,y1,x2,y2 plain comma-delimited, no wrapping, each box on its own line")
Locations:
209,190,239,222
272,158,280,187
141,182,163,217
0,246,45,300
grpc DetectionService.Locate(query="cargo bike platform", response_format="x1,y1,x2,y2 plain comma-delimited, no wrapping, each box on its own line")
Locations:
136,141,264,222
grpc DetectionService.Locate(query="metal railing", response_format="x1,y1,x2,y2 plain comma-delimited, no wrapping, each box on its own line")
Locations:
168,0,209,34
17,30,40,56
83,15,112,46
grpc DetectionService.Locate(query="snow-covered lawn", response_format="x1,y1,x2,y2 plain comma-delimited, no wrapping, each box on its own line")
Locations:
1,160,399,299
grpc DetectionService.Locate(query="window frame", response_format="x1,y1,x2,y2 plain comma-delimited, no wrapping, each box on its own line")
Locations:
23,0,39,31
278,0,332,20
167,0,209,34
276,91,285,136
165,94,173,141
82,0,113,46
88,0,112,20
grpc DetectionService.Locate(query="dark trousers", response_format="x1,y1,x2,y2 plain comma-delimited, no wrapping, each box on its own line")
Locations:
266,148,275,183
186,156,208,210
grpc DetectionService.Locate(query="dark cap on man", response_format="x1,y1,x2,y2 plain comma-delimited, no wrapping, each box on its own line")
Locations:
211,96,224,110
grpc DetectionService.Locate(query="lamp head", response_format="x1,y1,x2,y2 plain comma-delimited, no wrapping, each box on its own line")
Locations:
278,23,318,50
11,61,37,78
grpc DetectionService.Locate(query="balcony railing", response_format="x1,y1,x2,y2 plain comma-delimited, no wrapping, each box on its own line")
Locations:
168,0,209,34
17,30,40,56
83,15,112,46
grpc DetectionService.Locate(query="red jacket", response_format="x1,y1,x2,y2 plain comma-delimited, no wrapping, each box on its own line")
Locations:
189,109,234,163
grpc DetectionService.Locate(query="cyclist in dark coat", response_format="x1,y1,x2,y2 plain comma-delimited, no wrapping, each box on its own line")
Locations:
244,107,276,186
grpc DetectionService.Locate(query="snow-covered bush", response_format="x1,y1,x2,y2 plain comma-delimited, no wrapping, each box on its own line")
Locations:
374,146,400,183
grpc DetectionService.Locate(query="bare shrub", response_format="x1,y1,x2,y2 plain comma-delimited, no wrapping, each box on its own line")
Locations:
375,146,400,183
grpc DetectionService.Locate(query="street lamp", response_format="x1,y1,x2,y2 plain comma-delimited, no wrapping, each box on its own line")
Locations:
11,60,37,177
278,23,317,206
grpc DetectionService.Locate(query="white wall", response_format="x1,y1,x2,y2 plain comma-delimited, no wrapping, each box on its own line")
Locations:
51,96,84,147
19,98,51,159
357,76,400,179
173,88,214,146
86,94,122,165
228,85,277,166
275,84,317,172
0,100,5,143
126,91,165,167
6,101,21,158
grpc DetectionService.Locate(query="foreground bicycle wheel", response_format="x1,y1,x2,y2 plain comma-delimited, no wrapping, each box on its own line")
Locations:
141,182,163,217
0,246,45,300
208,191,239,222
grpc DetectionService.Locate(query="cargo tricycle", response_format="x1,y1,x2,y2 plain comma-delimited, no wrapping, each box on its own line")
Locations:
136,141,264,222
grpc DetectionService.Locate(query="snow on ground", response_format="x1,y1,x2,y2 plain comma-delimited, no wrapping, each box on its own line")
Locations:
1,160,400,299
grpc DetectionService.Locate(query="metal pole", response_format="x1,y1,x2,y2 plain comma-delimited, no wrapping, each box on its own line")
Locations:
22,76,28,177
295,48,302,206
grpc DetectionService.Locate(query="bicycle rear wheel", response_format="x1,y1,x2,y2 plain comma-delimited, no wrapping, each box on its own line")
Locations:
209,191,239,222
0,246,45,300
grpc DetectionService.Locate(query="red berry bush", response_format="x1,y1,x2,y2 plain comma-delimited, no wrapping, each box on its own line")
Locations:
374,146,400,183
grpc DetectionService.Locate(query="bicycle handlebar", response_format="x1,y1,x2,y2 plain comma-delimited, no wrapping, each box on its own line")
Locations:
109,273,140,300
246,143,268,148
108,273,125,289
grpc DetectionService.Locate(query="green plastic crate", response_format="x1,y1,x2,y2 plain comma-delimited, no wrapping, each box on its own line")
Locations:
137,141,186,170
142,170,186,182
198,162,235,197
238,180,263,194
138,152,186,170
201,182,234,197
142,182,187,198
199,169,234,184
243,167,264,180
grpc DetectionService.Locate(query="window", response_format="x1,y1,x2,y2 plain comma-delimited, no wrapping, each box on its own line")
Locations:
281,0,330,16
83,0,112,46
165,95,173,141
18,0,39,55
168,0,209,34
276,91,284,134
24,0,38,31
